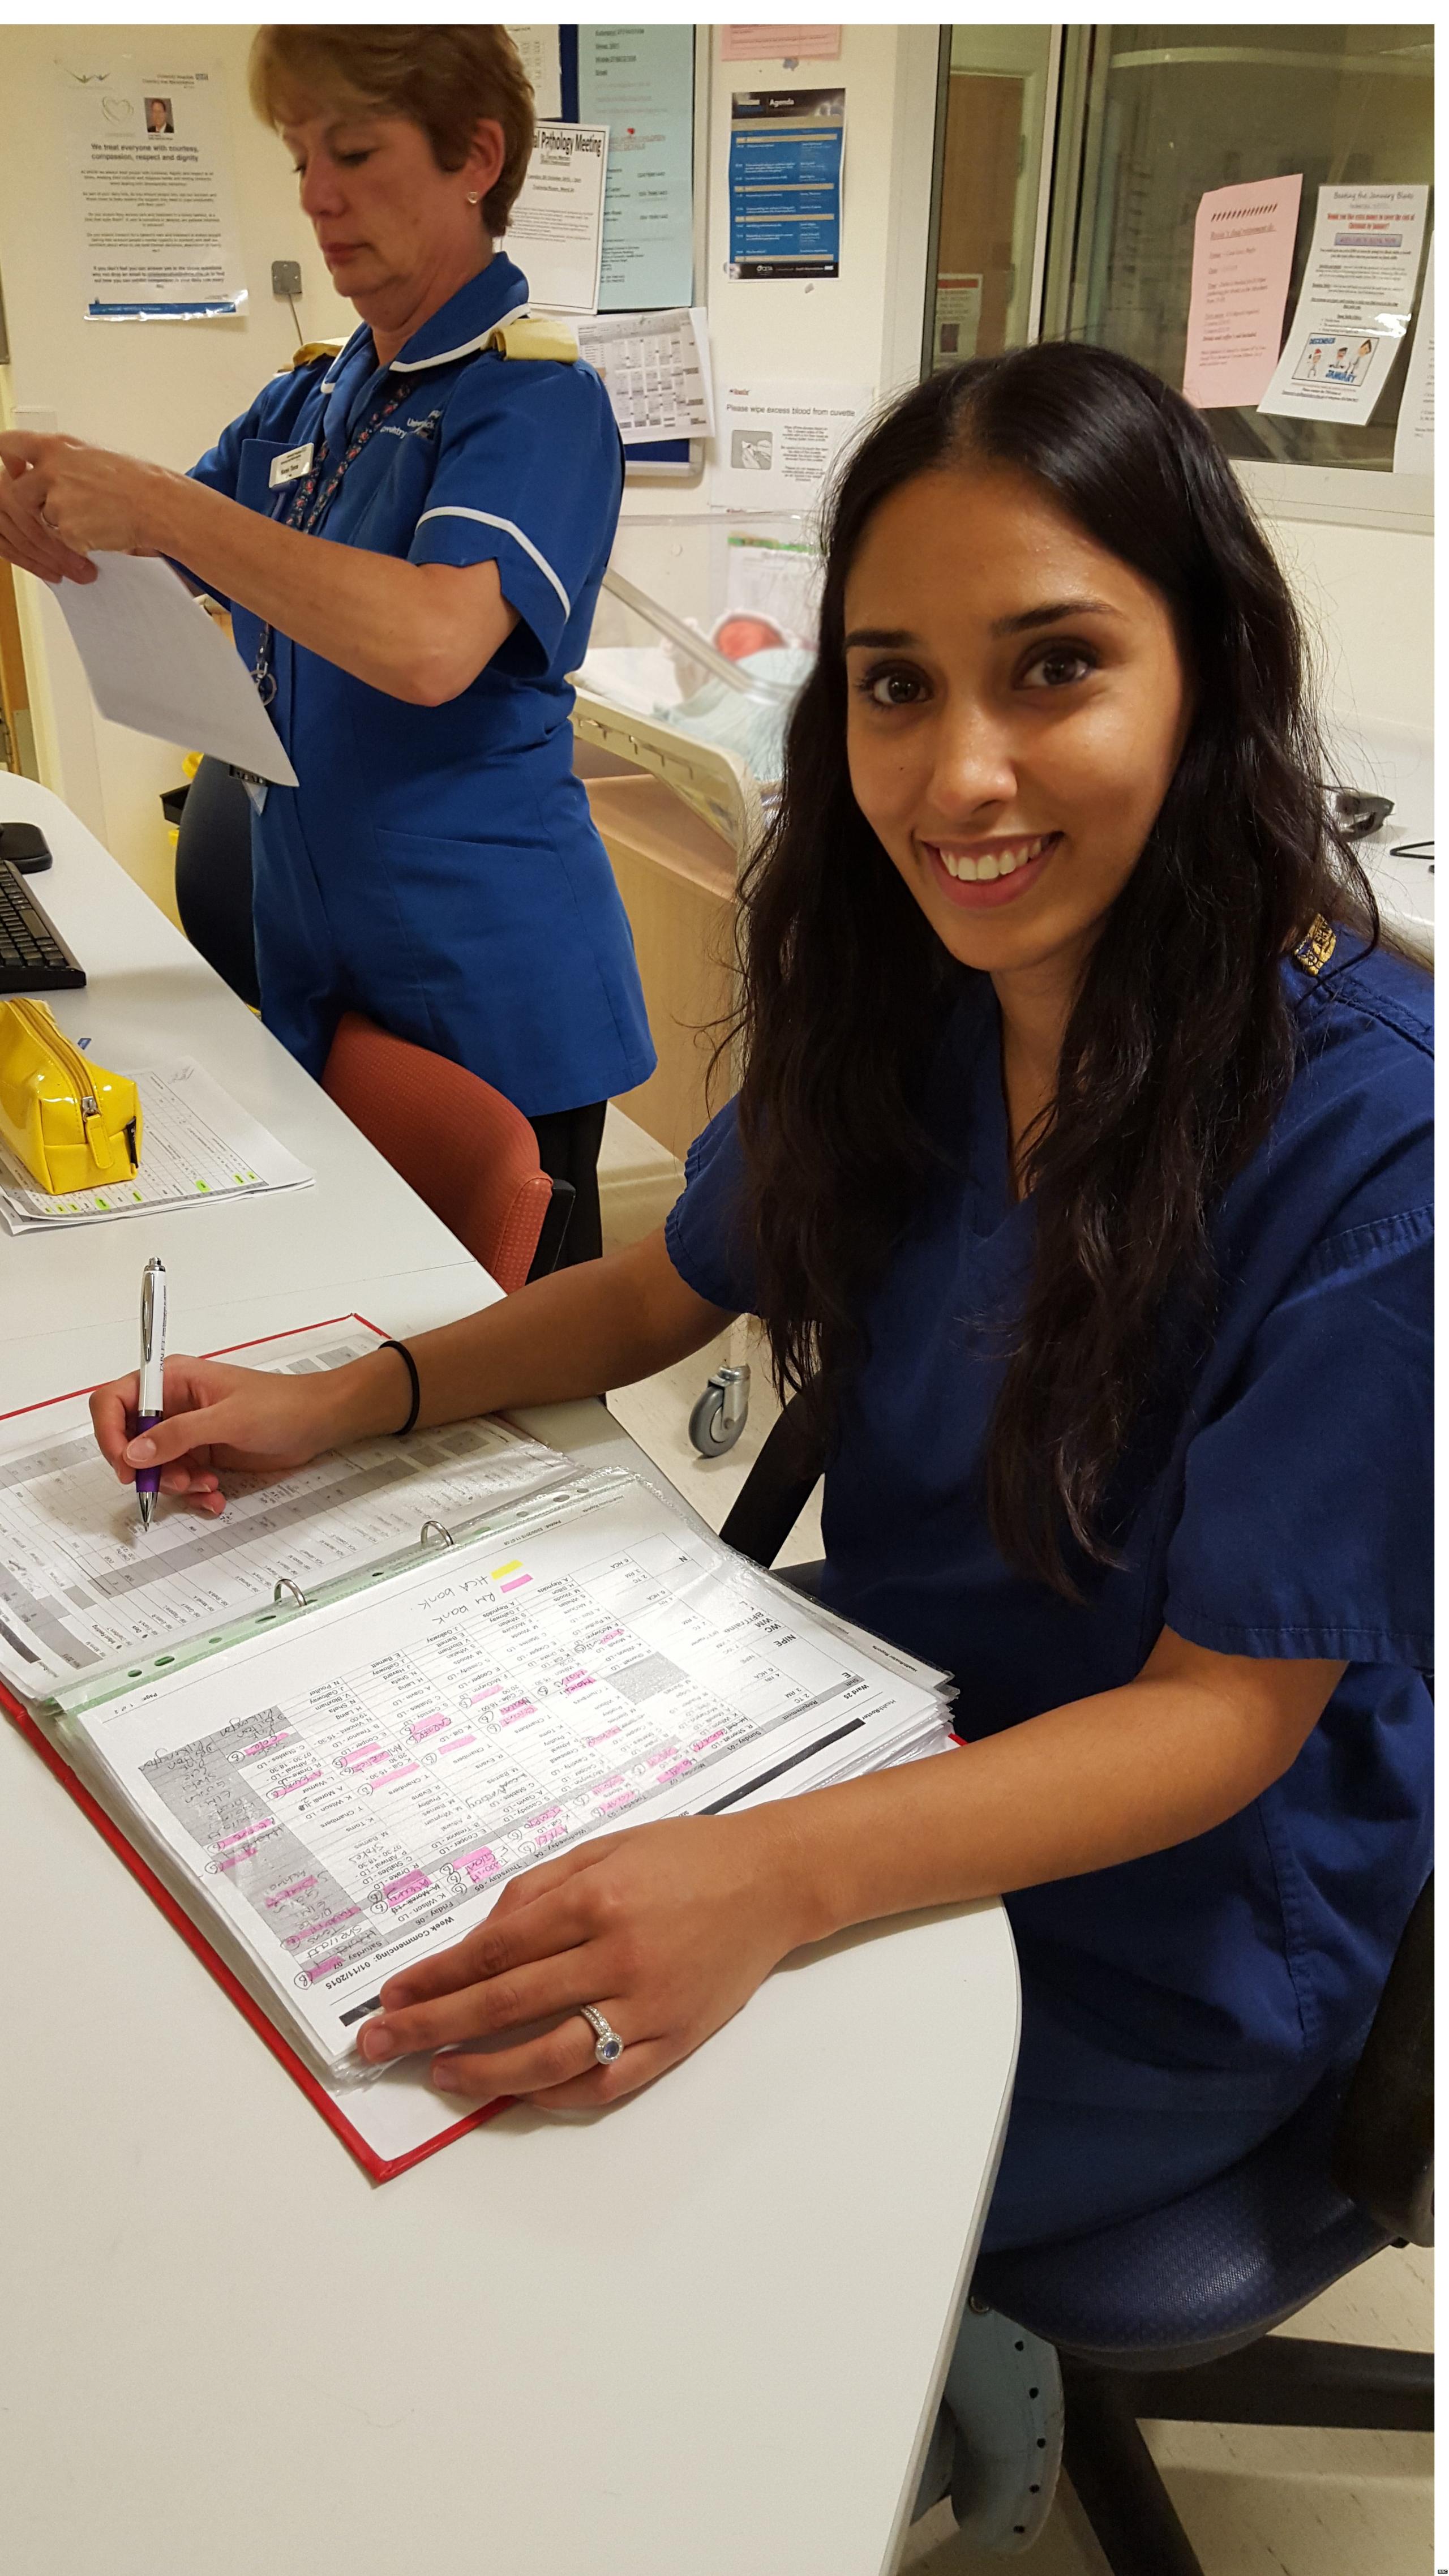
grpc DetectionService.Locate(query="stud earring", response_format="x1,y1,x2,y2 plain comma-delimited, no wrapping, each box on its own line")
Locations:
466,191,481,205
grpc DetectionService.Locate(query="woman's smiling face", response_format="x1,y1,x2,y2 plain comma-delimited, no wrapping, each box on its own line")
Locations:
844,462,1193,987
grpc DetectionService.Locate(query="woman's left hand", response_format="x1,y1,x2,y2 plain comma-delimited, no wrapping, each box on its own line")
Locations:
356,1810,817,2109
0,430,172,562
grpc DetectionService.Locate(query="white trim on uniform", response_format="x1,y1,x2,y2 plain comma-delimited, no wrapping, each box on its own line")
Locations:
415,505,572,618
389,298,533,373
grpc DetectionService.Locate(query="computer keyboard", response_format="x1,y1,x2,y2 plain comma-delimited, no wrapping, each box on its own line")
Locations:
0,860,85,992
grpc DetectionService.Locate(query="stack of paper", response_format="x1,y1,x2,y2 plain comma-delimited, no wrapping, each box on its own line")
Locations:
0,1321,572,1691
0,1058,312,1233
38,1468,957,2081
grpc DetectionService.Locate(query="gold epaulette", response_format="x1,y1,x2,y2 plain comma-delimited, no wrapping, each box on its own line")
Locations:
482,314,579,363
1293,916,1337,976
289,338,346,371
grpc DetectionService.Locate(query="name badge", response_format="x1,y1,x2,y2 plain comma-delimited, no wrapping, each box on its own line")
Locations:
269,443,314,488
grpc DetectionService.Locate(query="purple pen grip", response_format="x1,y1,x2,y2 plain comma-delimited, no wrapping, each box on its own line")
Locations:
131,1412,163,1498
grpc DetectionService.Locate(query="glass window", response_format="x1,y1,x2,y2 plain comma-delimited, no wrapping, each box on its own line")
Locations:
1063,24,1434,470
927,29,1058,368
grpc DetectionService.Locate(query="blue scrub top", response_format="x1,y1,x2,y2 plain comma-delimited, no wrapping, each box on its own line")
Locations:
667,935,1433,2129
190,255,656,1116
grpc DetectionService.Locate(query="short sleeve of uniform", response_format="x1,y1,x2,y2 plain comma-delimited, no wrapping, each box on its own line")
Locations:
664,1101,759,1316
1164,1134,1433,1671
410,358,622,671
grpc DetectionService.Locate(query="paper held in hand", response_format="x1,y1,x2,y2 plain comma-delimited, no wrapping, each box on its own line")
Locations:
48,553,298,785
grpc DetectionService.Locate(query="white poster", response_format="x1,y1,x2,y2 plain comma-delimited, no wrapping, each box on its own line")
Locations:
58,57,247,319
1394,234,1434,474
711,378,873,508
577,307,714,438
1259,182,1429,426
507,121,608,316
504,25,563,122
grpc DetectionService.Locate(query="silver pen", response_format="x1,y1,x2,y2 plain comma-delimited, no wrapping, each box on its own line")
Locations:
135,1257,167,1531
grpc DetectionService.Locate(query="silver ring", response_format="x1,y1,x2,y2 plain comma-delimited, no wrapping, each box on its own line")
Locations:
578,2003,623,2065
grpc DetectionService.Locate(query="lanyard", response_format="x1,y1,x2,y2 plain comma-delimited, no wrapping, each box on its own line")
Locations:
249,368,417,708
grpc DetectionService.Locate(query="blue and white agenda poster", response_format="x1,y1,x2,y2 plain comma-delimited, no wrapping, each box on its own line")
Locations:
728,88,844,281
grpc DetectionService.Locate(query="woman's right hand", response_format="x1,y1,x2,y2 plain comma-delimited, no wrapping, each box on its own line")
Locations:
89,1355,349,1516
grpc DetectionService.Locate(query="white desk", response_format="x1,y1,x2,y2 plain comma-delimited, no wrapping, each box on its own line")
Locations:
0,781,1019,2576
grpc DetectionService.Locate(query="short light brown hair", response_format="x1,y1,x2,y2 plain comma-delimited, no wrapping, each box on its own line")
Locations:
249,25,535,236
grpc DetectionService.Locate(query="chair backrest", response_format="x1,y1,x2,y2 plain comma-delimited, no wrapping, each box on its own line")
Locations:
1332,1870,1434,2244
719,1383,826,1566
322,1012,557,1292
173,755,260,1009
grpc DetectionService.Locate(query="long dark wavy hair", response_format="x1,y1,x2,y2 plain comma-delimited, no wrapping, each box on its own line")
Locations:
730,340,1381,1598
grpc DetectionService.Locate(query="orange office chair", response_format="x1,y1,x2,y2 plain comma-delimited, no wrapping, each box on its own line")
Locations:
321,1012,574,1291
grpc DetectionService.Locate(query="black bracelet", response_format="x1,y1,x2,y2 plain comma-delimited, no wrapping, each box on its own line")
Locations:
378,1338,421,1438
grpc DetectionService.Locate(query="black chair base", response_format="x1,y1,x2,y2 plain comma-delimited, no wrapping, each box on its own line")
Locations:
1059,2334,1433,2576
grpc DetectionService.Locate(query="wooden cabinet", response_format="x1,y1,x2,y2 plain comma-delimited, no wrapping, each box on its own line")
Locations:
585,770,738,1163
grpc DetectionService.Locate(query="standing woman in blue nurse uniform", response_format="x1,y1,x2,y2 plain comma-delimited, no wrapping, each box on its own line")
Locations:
0,25,653,1262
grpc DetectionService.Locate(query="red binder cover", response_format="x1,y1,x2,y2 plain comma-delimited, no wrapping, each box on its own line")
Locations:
0,1314,511,2183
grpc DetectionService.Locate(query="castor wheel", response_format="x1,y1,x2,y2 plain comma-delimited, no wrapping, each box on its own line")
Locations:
688,1364,751,1456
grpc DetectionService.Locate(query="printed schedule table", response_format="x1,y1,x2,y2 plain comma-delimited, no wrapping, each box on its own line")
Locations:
0,780,1019,2576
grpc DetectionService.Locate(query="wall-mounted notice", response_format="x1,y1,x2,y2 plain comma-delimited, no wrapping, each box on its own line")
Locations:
712,378,872,509
504,24,563,122
1259,182,1429,426
721,27,842,61
1394,234,1434,473
577,307,714,439
1182,174,1301,410
933,274,983,368
508,121,608,315
578,24,695,312
58,57,246,318
728,89,844,280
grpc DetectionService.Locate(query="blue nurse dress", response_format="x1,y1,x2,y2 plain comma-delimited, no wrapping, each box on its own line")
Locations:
665,933,1433,2249
187,255,655,1115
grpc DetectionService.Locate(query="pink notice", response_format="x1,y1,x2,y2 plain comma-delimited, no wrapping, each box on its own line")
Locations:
1183,174,1302,409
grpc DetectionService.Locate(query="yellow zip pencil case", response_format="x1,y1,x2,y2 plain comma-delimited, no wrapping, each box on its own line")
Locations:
0,998,142,1193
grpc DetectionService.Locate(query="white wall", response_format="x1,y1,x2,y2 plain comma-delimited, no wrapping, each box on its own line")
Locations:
1265,517,1433,743
0,22,1430,903
0,22,354,910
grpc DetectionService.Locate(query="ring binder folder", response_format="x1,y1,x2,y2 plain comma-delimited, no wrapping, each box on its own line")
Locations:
6,1404,957,2177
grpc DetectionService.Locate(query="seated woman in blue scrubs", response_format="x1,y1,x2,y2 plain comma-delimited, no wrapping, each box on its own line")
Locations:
0,26,653,1261
92,345,1431,2253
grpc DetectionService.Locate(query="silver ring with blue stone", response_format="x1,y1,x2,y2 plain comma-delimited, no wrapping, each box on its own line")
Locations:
579,2004,624,2065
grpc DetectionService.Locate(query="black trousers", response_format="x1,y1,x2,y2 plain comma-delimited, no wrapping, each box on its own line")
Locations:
527,1100,607,1269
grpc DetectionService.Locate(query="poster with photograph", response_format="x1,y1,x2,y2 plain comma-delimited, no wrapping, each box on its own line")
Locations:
58,57,247,318
1259,183,1429,425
